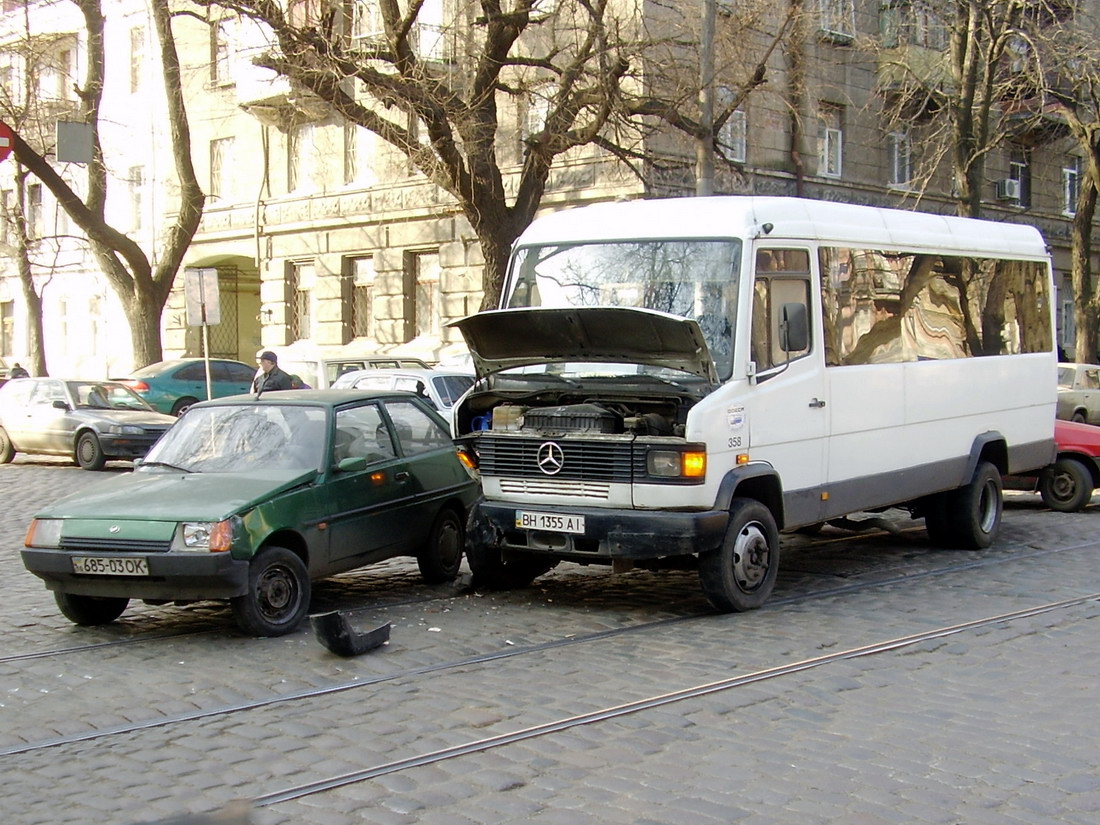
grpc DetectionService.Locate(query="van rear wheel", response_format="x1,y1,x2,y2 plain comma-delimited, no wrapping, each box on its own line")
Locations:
699,498,780,612
924,461,1003,549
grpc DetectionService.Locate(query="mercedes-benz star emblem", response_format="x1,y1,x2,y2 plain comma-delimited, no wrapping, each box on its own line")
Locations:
536,441,565,475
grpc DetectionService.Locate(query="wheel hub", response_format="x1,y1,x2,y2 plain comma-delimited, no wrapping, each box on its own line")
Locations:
732,522,770,591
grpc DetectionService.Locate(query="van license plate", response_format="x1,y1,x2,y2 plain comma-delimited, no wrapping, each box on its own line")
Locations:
72,556,149,576
516,511,585,534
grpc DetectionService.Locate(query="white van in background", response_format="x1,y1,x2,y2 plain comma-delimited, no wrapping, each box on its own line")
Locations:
452,196,1057,612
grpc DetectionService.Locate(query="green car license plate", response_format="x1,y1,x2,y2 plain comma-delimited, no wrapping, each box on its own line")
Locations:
72,556,149,576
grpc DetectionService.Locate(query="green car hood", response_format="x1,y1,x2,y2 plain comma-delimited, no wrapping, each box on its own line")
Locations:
37,468,317,523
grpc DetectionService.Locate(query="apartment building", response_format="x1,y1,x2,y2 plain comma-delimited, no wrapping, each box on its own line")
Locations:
0,0,1091,374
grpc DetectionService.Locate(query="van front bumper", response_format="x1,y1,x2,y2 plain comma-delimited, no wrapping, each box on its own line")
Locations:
475,500,729,561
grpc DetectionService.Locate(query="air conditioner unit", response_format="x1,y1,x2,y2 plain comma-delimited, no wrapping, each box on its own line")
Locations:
995,178,1021,200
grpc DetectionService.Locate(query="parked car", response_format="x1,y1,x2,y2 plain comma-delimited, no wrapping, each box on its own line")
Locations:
331,367,475,410
116,358,257,415
21,389,481,636
276,356,432,389
0,378,176,470
1004,418,1100,512
1057,363,1100,424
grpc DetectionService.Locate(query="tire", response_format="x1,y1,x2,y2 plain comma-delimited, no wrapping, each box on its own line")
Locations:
924,461,1003,549
0,426,14,463
55,592,129,626
230,546,310,637
1072,410,1088,424
417,508,465,584
75,431,107,471
1039,457,1094,513
699,498,780,613
171,397,199,417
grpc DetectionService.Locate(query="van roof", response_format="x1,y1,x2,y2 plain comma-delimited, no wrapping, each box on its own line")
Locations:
516,197,1048,260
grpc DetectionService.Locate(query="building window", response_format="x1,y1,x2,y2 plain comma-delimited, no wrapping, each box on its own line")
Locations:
289,261,314,342
210,137,234,201
1008,148,1031,208
887,131,911,187
130,27,144,94
0,300,13,357
818,104,843,178
1064,157,1081,216
211,15,234,84
345,255,376,339
415,0,446,61
343,121,358,184
404,251,441,341
0,189,11,245
128,166,144,231
818,0,855,41
719,103,747,164
288,123,316,192
880,1,947,50
27,183,42,238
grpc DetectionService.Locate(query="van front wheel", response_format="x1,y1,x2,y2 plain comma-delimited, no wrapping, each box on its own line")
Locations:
699,499,780,612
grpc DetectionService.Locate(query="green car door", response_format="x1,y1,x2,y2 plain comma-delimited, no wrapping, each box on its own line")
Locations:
324,401,419,567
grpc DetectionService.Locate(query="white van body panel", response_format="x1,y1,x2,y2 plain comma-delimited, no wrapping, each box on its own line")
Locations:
453,196,1056,607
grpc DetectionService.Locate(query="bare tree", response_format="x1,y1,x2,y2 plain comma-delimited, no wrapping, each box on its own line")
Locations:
9,0,205,369
194,0,789,309
0,0,76,376
870,0,1070,218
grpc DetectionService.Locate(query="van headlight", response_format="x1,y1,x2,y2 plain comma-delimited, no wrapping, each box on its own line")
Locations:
645,447,706,480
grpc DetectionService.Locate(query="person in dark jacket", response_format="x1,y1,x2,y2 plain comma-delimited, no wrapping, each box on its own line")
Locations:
9,363,29,378
253,351,294,394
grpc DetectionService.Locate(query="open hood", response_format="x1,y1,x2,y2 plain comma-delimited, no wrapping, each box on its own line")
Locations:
451,307,719,382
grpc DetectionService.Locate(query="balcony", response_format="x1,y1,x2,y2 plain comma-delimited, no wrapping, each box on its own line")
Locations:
1002,95,1070,145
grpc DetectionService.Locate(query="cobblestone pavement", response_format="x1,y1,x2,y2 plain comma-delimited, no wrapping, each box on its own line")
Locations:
2,456,1099,825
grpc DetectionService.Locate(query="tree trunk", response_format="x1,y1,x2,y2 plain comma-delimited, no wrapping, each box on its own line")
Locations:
123,281,166,370
1072,177,1098,364
16,254,46,377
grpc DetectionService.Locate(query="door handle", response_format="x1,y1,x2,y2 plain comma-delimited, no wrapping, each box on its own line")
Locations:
808,398,826,409
394,471,410,482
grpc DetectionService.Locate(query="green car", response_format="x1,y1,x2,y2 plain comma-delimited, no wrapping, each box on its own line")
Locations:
22,390,480,636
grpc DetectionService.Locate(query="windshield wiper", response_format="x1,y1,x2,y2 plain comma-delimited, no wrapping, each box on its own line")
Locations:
140,460,193,473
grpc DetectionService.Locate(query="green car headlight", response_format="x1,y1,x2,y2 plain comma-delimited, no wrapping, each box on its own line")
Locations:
25,518,63,548
174,520,234,553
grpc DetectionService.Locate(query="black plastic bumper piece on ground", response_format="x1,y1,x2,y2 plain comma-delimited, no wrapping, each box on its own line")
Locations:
310,611,391,656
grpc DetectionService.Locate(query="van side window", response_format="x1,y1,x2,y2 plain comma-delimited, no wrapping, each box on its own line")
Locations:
819,247,1052,366
752,249,812,371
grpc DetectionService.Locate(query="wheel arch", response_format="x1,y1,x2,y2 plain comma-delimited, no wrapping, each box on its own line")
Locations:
967,432,1008,478
714,464,785,529
258,529,309,568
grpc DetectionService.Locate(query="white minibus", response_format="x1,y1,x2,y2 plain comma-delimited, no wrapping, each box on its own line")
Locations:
452,197,1057,611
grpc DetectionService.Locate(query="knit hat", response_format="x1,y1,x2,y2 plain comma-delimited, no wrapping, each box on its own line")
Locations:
259,351,278,363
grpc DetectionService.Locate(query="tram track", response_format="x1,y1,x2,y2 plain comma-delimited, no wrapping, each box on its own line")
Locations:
1,533,1092,759
252,591,1100,807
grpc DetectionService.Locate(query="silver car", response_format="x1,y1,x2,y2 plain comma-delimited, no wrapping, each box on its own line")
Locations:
1057,363,1100,424
0,378,177,470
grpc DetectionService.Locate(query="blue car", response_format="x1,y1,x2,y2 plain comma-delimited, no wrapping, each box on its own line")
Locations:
118,358,257,416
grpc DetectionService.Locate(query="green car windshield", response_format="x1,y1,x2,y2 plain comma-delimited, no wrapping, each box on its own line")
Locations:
142,404,327,473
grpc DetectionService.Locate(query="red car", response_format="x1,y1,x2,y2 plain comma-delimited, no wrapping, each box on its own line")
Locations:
1009,420,1100,512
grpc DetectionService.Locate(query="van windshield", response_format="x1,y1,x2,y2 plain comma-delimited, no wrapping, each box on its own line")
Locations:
505,239,741,379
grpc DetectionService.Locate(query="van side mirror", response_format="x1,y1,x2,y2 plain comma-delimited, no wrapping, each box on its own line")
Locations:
779,303,809,353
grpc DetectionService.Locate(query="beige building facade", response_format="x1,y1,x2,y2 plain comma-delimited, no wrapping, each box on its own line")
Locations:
0,0,1094,375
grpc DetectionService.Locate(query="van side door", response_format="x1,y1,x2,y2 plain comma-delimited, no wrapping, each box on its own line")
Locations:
747,248,828,527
